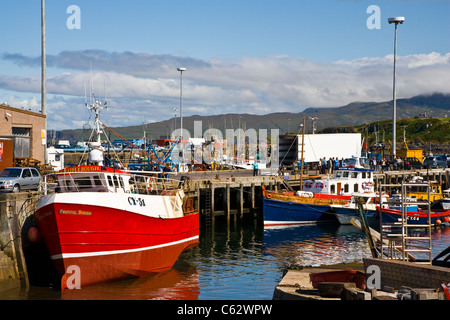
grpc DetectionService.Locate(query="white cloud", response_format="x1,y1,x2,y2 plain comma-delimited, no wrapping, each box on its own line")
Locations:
1,50,449,130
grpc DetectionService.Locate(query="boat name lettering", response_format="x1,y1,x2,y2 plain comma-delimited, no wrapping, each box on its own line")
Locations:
59,209,92,216
128,196,146,207
65,166,100,173
37,211,53,220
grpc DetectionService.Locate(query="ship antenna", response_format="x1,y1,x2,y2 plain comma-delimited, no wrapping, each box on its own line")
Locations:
84,81,88,108
104,78,108,109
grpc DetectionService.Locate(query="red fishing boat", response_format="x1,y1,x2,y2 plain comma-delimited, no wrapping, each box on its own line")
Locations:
380,207,450,225
34,99,199,290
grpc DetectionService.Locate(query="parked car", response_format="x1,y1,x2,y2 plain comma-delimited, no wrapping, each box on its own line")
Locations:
423,155,447,169
0,167,42,193
404,157,423,170
445,154,450,168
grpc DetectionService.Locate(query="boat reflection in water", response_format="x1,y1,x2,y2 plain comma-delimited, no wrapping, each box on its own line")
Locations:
263,224,372,267
8,222,450,300
61,262,200,300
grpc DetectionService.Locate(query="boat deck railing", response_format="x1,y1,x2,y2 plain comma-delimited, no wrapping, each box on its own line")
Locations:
39,171,183,196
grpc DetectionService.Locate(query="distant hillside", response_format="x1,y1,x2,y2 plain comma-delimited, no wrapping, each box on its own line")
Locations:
52,93,450,151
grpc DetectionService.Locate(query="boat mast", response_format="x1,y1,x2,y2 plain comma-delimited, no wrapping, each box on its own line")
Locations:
85,76,108,166
300,116,305,191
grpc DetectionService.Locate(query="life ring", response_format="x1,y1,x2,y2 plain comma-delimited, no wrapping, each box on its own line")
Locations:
266,193,272,199
316,182,324,189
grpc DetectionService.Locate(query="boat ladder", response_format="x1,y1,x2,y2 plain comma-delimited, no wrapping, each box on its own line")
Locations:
379,181,433,264
203,188,213,227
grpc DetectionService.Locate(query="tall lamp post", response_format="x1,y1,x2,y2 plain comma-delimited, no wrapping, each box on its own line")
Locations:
41,0,47,163
177,67,186,166
388,16,405,158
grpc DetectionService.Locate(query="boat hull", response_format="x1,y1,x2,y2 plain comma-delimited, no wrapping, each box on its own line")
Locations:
440,199,450,210
331,207,376,225
263,197,335,226
380,208,450,225
35,193,199,289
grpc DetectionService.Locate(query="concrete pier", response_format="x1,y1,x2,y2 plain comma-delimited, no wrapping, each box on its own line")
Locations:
273,259,450,300
177,170,285,226
0,192,39,291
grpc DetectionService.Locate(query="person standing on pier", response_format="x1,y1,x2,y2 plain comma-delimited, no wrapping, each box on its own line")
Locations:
253,162,259,176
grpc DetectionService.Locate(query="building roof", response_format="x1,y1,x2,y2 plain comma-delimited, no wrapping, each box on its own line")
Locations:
0,103,46,118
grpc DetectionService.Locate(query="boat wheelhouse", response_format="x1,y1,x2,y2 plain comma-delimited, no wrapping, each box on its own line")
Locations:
302,166,375,196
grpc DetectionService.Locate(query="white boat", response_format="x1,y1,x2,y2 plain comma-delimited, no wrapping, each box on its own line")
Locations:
441,189,450,210
302,158,375,197
330,192,389,224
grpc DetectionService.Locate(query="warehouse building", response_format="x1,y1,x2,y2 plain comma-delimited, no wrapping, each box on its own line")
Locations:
0,104,46,171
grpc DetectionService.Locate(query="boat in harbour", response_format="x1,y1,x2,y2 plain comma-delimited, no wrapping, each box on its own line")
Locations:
262,157,377,227
262,187,349,227
404,176,443,203
442,189,450,210
379,207,450,225
302,162,375,197
330,192,389,225
34,98,199,289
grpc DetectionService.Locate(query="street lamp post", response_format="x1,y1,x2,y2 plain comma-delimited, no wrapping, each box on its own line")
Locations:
41,0,47,163
388,16,405,158
177,67,186,167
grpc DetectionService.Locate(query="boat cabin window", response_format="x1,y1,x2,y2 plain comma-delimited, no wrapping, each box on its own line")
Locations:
104,173,129,193
362,172,366,179
330,184,336,194
73,176,94,189
353,183,359,192
335,171,342,178
344,184,349,193
343,172,349,178
107,175,113,187
58,173,108,192
93,175,103,187
351,172,358,179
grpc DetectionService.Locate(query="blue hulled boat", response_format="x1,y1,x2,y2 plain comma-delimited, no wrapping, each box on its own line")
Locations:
262,188,349,227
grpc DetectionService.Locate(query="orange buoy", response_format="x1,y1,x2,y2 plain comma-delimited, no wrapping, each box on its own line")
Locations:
28,227,42,243
435,219,442,226
443,216,450,223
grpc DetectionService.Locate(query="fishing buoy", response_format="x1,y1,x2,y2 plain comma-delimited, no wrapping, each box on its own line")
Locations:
28,227,42,243
435,219,442,226
443,216,450,223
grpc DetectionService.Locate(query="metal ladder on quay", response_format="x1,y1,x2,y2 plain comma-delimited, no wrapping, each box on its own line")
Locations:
379,181,433,264
203,188,213,227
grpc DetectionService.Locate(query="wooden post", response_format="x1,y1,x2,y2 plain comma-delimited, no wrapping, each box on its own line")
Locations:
210,184,215,225
251,183,255,215
226,184,231,225
195,184,200,212
239,183,244,219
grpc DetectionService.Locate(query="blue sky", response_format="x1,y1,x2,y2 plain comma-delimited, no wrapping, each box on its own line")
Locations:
1,0,449,130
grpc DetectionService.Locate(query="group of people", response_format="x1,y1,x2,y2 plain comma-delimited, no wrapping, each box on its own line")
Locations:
370,156,407,171
317,157,345,174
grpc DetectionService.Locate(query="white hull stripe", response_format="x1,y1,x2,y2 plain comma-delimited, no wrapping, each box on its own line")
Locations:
50,235,199,260
264,220,317,225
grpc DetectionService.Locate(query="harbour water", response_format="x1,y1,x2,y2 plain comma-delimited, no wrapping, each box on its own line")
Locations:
2,222,449,300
